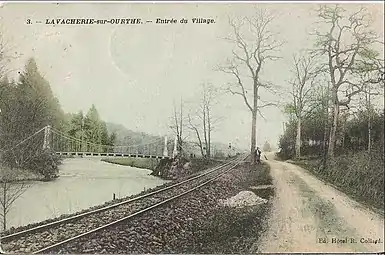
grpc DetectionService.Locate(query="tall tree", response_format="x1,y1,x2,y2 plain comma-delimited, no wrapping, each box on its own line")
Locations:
187,83,220,158
287,52,319,159
17,58,65,134
218,9,283,165
312,5,383,157
84,104,102,151
1,58,65,167
170,98,186,157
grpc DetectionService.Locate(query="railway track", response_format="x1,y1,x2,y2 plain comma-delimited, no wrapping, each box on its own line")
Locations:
1,155,247,254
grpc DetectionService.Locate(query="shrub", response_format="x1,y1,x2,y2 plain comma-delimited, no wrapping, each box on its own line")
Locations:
23,149,61,180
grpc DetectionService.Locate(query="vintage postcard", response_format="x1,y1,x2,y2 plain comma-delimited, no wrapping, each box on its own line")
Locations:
0,1,384,254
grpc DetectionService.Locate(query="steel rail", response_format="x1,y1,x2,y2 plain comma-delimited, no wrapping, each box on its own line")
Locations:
1,157,237,242
32,155,247,254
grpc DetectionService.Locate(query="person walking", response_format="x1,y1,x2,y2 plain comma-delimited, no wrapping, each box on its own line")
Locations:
255,147,262,164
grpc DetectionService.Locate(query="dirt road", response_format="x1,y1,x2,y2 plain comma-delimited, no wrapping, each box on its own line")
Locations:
253,155,384,253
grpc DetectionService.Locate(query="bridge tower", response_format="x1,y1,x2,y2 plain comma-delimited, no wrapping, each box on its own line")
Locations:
43,125,51,150
163,136,168,158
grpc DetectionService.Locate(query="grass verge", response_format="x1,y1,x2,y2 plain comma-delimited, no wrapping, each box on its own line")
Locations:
291,152,384,214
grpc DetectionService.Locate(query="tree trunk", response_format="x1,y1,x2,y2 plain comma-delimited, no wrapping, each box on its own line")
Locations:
179,98,183,154
202,107,208,158
367,88,372,154
328,90,339,158
2,183,6,231
250,110,257,165
322,120,328,157
207,105,211,158
322,83,330,165
295,117,301,159
192,126,204,158
250,83,259,166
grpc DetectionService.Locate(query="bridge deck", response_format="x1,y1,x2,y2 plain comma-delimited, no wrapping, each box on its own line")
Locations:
55,152,168,159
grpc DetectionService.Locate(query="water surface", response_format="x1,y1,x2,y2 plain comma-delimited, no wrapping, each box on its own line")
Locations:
8,157,168,229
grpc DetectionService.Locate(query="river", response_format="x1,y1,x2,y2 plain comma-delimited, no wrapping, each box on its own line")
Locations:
7,157,168,229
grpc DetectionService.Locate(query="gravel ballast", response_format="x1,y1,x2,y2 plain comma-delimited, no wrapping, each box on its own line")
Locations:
48,162,274,254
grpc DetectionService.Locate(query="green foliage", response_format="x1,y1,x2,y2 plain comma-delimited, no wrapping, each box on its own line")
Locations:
17,58,65,133
23,149,61,180
279,107,384,158
0,58,64,179
64,105,117,152
1,58,119,180
283,103,296,117
279,85,384,210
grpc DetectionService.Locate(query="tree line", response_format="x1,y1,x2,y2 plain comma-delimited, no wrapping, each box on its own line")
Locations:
275,5,384,209
0,58,117,174
170,83,225,159
64,106,116,153
277,5,384,161
216,5,383,167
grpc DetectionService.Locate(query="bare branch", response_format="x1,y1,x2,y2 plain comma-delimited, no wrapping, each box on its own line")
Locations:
218,9,284,162
228,87,253,112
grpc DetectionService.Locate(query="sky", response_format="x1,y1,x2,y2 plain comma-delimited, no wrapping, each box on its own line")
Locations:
0,2,384,150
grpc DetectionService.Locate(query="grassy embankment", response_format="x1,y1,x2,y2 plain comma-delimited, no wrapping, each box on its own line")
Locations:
281,152,384,213
101,157,159,170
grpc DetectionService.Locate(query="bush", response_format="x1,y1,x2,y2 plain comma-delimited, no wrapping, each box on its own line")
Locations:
23,149,61,180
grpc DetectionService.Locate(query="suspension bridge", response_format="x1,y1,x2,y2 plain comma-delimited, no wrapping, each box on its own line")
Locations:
0,125,183,164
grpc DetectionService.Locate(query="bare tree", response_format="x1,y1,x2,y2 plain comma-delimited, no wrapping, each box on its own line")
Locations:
0,166,31,231
0,26,21,83
361,63,384,154
170,97,187,157
0,30,9,81
312,4,384,157
287,52,319,159
187,114,205,157
218,9,284,165
187,83,221,158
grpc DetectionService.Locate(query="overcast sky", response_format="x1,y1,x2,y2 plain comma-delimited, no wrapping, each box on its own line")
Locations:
0,2,383,150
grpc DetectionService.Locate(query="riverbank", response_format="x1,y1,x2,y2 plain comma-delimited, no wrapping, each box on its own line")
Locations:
152,157,228,180
0,166,49,183
101,157,158,170
54,161,273,253
4,160,274,253
2,158,168,231
101,156,226,181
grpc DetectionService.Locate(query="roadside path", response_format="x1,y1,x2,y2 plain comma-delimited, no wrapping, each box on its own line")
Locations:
254,155,384,253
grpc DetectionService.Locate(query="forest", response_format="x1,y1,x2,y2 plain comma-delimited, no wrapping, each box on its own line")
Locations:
0,58,117,179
